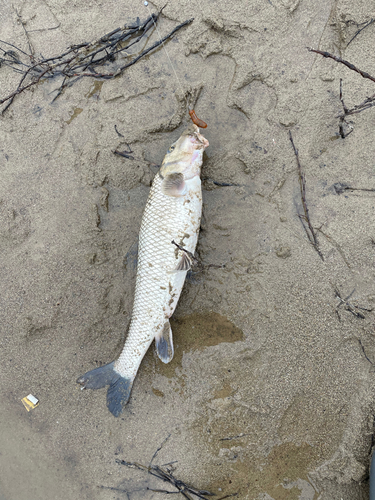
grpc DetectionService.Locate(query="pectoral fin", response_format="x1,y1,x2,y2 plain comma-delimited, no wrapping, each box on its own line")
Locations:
161,173,186,197
176,251,194,271
155,321,174,363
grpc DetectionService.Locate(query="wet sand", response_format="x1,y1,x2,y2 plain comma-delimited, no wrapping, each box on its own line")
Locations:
1,0,375,498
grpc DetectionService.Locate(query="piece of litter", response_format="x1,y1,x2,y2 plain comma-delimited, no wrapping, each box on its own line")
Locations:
21,394,39,411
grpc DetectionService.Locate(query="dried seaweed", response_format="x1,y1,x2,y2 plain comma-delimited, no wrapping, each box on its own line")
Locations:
0,13,193,113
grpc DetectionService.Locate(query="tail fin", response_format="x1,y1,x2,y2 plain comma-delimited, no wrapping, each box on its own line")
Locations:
76,362,134,417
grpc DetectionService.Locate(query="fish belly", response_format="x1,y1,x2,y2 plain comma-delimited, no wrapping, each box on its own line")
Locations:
114,173,202,379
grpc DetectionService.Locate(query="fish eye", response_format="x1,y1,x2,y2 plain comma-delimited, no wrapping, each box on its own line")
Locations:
168,145,175,153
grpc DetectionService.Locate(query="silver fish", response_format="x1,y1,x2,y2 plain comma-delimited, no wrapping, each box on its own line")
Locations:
77,124,209,416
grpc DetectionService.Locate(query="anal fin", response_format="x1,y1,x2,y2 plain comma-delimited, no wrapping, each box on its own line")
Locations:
155,321,174,363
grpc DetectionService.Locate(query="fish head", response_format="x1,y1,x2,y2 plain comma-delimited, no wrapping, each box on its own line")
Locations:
160,124,209,180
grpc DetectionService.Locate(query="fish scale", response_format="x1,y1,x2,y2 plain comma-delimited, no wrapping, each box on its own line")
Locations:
77,124,208,416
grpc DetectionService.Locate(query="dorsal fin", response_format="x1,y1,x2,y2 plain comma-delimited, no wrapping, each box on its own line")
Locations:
161,173,186,197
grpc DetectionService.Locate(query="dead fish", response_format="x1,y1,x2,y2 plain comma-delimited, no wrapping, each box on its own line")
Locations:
77,124,209,416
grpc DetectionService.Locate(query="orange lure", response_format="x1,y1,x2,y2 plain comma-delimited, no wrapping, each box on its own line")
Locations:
189,109,207,128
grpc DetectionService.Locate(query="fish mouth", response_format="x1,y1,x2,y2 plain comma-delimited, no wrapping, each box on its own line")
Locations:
185,124,209,149
195,129,209,149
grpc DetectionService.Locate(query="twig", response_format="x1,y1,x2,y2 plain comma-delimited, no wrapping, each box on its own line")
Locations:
308,47,375,83
98,485,130,498
117,458,216,499
1,15,157,111
14,8,35,59
172,240,199,267
0,15,194,113
202,177,239,187
338,96,375,118
113,147,134,160
308,48,375,135
344,187,375,192
333,184,375,194
68,18,193,79
289,131,324,261
334,288,372,321
315,227,350,268
347,18,374,47
337,77,375,135
219,433,249,441
150,433,171,467
0,38,31,58
1,66,50,113
114,124,124,138
148,488,180,494
338,79,353,138
358,338,374,365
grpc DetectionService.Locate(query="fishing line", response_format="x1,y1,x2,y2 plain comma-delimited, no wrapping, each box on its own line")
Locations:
143,1,185,95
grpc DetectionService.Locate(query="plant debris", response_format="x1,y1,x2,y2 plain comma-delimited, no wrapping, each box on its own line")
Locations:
346,17,374,47
0,13,193,113
308,47,375,137
101,434,218,499
334,287,372,321
333,182,375,194
289,131,323,261
114,459,215,499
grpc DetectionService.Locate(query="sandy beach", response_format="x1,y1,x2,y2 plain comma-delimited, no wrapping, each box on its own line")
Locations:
1,0,375,498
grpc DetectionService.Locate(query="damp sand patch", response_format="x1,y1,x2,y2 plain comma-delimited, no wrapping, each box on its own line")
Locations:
143,312,244,380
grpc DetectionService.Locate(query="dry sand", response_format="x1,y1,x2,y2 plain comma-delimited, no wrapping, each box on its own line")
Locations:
1,0,375,498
